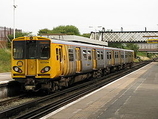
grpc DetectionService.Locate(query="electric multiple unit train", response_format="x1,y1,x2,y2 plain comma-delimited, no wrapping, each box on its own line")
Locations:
11,36,134,92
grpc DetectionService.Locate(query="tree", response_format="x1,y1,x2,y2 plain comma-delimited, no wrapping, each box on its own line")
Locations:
8,32,31,48
108,43,125,48
108,43,139,58
8,32,32,40
38,28,51,34
38,25,80,35
82,33,91,38
125,43,139,58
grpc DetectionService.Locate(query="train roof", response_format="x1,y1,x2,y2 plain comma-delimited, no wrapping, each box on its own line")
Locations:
40,35,133,52
50,38,133,52
12,36,133,52
40,35,108,46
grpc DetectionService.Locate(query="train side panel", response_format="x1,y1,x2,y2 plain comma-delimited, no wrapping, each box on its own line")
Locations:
53,43,77,77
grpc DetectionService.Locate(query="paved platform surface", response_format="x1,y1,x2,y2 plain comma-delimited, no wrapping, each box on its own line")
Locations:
42,62,158,119
0,72,12,84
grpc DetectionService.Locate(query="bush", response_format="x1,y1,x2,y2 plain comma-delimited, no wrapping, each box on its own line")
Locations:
0,49,11,72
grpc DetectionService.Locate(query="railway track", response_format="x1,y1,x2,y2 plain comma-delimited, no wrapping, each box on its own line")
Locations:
0,95,25,107
0,83,8,88
0,61,151,119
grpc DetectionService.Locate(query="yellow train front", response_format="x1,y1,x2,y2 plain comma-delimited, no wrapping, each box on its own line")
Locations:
12,36,59,91
12,36,83,92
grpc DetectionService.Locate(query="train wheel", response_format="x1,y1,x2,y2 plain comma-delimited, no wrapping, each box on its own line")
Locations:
93,71,97,78
51,81,59,92
93,69,102,78
98,69,103,77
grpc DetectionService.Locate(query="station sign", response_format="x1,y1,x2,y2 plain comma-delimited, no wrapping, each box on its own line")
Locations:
147,39,158,44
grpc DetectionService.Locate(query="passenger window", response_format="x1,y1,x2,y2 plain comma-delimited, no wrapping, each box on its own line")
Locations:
118,52,120,58
101,51,103,60
83,50,87,60
115,52,117,58
107,52,109,59
115,52,119,58
109,52,111,59
88,50,91,60
56,48,59,60
68,49,74,61
97,51,100,60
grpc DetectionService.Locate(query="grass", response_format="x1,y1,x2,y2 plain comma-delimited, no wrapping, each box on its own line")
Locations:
137,52,147,57
0,48,11,73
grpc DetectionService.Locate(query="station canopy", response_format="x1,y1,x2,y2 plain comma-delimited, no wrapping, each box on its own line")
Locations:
40,35,108,46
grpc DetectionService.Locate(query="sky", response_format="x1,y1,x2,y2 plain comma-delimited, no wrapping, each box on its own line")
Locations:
0,0,158,35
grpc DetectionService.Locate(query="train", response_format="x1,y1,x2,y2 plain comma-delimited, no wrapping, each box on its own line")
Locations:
11,35,134,92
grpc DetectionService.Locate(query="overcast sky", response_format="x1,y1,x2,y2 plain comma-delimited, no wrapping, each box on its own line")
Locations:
0,0,158,35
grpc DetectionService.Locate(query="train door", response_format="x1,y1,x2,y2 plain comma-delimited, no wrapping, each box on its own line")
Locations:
56,46,62,73
75,47,82,73
26,40,37,76
120,51,124,64
27,59,36,76
111,50,115,65
92,49,97,69
119,51,121,64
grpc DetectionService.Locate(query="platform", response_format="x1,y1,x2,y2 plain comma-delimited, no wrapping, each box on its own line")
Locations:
0,72,12,84
42,62,158,119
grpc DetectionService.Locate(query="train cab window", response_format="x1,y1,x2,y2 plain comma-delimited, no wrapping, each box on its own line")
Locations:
97,51,100,60
101,51,103,60
39,44,50,59
83,50,87,60
13,41,25,59
87,50,91,60
68,49,74,61
26,40,37,59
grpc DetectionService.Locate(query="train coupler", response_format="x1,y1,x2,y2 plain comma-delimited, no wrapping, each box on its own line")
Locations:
25,78,36,91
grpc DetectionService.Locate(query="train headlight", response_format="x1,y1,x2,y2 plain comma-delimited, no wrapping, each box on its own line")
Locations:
14,67,19,72
13,66,23,73
45,67,50,72
41,66,50,73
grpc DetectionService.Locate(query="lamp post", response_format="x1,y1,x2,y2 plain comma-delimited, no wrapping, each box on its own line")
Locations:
13,0,17,39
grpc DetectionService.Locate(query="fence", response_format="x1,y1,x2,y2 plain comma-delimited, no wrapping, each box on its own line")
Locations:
0,26,22,48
